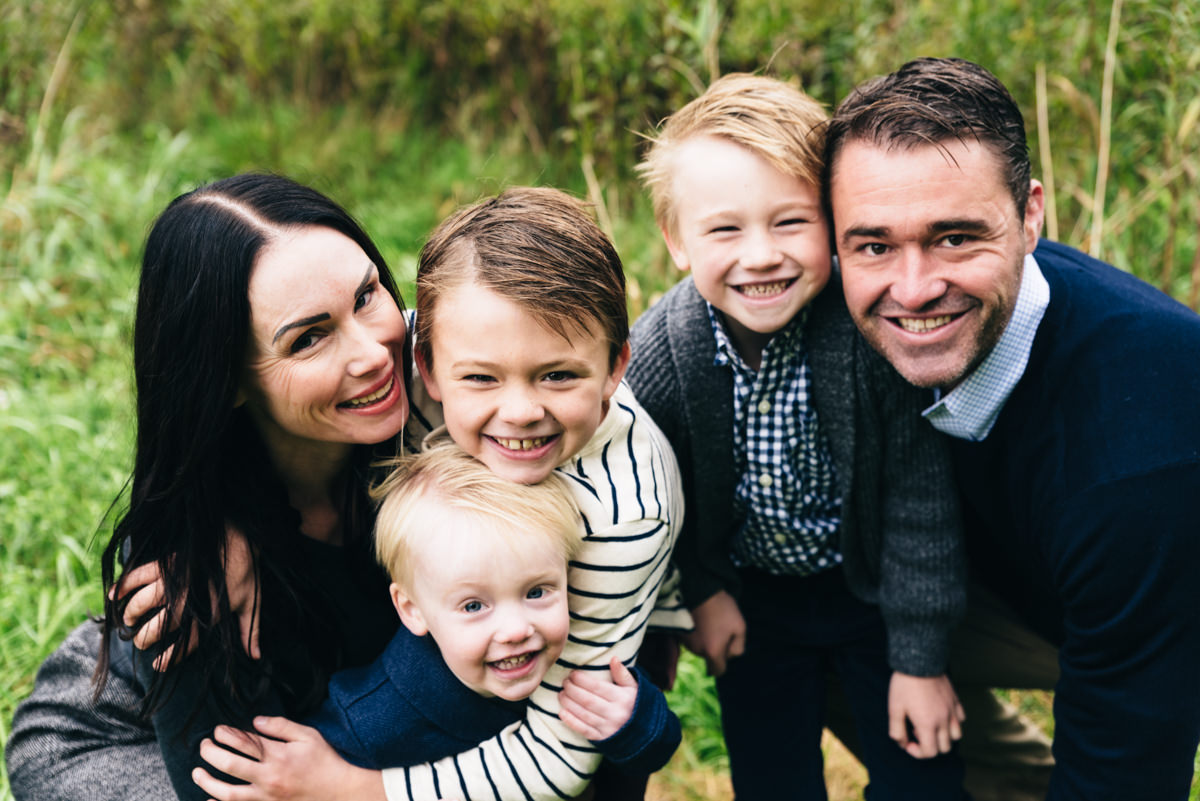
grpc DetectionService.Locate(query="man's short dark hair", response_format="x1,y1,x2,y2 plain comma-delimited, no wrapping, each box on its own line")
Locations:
824,58,1032,216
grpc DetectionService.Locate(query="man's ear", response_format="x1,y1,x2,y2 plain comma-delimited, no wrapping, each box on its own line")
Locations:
390,582,429,637
1023,180,1046,253
602,341,632,401
414,348,443,402
661,226,691,272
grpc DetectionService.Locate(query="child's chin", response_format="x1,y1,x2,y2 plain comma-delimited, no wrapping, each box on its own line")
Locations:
488,459,556,485
491,677,542,702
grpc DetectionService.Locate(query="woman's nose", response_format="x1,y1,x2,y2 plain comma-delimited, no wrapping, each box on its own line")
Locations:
346,322,391,377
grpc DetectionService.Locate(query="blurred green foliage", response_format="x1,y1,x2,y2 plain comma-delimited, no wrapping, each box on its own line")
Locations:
4,0,1199,295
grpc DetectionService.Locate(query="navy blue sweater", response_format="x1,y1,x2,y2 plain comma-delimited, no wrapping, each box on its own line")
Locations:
307,625,681,777
949,240,1200,800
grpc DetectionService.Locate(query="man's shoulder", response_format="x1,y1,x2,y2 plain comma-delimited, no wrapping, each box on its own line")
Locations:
1036,239,1200,328
1005,241,1200,483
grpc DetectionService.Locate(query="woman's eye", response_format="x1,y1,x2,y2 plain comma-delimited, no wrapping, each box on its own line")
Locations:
355,287,375,311
291,331,320,353
526,587,545,600
463,600,483,613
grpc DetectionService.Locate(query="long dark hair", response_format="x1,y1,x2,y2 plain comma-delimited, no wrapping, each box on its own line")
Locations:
97,174,403,718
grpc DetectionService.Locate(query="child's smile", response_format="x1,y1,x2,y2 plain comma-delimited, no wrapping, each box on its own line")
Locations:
418,280,628,484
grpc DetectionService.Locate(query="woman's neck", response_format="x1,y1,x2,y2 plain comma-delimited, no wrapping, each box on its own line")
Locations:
262,437,354,546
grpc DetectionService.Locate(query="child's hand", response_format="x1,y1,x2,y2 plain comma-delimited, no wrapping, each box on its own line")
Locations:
559,657,639,741
680,590,745,677
887,672,965,758
108,524,261,669
193,716,386,801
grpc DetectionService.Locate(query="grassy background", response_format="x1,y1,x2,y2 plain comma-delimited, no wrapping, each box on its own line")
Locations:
3,1,1199,798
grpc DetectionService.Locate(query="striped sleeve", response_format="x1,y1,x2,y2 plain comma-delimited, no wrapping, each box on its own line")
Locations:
383,383,685,800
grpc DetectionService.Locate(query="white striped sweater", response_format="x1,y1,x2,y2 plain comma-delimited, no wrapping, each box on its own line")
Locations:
390,377,688,800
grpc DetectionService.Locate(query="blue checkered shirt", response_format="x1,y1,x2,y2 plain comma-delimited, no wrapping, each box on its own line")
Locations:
923,254,1051,441
708,305,843,576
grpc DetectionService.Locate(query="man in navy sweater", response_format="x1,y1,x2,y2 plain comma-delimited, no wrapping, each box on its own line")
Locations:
823,57,1200,801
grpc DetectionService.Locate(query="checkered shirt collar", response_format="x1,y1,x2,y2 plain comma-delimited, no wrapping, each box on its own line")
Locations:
707,304,806,372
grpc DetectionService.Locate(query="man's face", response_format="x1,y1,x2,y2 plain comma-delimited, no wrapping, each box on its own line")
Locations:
830,139,1044,390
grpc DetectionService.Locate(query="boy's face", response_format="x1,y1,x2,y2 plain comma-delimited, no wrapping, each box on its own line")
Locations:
417,280,629,484
391,515,570,701
663,135,832,360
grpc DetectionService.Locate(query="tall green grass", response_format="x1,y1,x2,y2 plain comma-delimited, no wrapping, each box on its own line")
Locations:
3,1,1199,798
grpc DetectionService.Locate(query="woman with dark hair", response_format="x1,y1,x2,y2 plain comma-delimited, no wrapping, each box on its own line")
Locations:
7,174,413,801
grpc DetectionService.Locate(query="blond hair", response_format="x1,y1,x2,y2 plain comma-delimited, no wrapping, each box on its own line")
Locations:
372,437,582,592
415,186,628,371
637,73,828,237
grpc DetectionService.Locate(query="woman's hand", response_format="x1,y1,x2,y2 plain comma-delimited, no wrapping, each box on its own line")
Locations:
193,717,386,801
109,525,261,669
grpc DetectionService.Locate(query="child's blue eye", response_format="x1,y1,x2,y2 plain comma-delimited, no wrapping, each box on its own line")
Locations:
463,600,483,613
527,587,545,600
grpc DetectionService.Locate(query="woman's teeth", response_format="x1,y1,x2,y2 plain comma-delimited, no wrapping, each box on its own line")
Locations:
345,376,392,407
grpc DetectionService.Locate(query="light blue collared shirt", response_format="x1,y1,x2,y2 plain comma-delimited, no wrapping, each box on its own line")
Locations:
922,253,1050,441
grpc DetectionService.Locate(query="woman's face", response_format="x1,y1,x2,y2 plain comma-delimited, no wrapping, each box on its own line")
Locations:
240,226,409,459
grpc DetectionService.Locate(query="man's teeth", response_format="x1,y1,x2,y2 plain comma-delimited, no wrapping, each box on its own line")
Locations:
494,436,549,451
897,315,954,333
491,653,534,671
345,376,392,407
739,280,790,298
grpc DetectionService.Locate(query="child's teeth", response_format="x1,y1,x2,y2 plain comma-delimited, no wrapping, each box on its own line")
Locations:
493,654,533,670
740,280,789,297
495,436,548,451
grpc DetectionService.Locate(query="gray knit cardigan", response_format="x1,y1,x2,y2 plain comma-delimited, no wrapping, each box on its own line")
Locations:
625,275,965,676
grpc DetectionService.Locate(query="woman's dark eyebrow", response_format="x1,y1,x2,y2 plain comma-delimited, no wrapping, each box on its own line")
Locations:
354,262,376,296
272,264,376,344
273,313,330,344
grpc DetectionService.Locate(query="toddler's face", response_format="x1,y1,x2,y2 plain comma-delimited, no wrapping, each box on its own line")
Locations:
418,280,628,484
392,517,570,701
664,135,832,359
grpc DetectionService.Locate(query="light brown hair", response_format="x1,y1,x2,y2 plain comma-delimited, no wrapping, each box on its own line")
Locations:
637,73,828,237
415,187,628,369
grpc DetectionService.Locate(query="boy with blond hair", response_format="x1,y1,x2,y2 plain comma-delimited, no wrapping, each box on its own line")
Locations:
626,73,970,799
304,439,680,774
